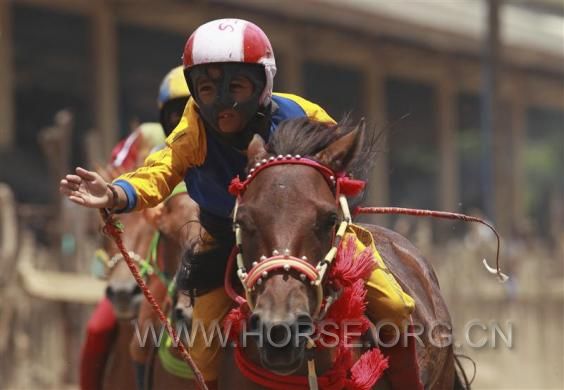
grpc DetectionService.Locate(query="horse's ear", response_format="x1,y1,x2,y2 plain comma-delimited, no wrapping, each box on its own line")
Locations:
314,123,364,172
247,134,268,165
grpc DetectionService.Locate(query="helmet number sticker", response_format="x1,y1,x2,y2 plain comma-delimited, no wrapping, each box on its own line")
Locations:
218,23,235,32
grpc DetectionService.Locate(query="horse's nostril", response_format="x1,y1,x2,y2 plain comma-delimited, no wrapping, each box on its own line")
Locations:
132,284,142,296
175,307,184,321
269,323,291,347
248,313,261,333
296,313,314,336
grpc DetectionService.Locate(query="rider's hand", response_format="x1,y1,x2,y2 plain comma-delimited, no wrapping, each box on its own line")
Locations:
59,167,112,208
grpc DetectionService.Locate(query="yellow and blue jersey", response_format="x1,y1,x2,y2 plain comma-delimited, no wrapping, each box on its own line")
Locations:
113,93,334,218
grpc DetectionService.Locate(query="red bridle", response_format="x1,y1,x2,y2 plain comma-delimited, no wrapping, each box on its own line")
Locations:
228,154,365,316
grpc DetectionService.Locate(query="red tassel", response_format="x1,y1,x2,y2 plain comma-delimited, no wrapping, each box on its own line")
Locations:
338,178,366,197
228,177,245,196
330,237,377,288
322,280,370,345
223,307,247,342
346,348,389,390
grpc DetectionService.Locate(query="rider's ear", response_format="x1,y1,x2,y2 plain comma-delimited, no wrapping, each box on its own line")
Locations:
247,134,268,166
314,123,364,172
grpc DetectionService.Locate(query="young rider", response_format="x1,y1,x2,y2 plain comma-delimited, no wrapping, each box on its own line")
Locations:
62,19,421,389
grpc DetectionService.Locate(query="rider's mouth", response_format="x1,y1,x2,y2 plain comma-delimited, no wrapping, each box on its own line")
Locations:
218,110,236,120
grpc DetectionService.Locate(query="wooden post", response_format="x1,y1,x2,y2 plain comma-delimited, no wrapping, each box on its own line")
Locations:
480,0,500,223
362,48,390,226
0,0,14,148
510,76,526,231
92,0,118,154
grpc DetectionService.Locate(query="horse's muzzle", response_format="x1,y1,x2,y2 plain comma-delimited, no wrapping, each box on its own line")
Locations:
247,312,314,374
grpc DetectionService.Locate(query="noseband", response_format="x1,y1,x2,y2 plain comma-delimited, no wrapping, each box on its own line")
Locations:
228,154,365,317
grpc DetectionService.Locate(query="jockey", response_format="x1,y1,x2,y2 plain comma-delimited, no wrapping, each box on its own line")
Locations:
78,67,190,390
62,19,421,389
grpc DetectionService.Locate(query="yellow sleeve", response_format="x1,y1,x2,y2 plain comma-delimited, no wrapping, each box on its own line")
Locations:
115,99,206,211
273,93,336,124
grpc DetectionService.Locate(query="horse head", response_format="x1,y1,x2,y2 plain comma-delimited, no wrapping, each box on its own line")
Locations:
103,211,156,320
233,118,370,374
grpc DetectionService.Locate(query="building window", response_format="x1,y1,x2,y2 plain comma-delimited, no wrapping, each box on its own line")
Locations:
118,24,186,136
525,107,563,238
386,78,438,210
302,61,364,121
11,5,90,203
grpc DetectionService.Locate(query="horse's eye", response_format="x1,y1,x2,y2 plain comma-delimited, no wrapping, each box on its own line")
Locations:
234,214,256,235
316,212,338,232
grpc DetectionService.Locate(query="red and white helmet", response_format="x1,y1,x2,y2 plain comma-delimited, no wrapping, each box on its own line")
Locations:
182,18,277,106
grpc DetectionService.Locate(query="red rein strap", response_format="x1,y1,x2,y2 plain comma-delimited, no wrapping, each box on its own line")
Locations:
354,206,506,282
100,210,208,390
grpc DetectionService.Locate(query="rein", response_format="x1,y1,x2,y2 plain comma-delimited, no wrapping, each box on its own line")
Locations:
99,209,208,390
354,207,508,282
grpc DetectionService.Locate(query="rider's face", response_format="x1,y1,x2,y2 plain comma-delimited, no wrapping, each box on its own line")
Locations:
195,65,254,134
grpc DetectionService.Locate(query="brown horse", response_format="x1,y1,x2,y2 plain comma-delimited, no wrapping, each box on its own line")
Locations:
101,210,156,390
216,118,464,389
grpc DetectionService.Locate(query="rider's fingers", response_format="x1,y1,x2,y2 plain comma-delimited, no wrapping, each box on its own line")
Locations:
76,167,97,182
61,179,80,191
65,174,82,185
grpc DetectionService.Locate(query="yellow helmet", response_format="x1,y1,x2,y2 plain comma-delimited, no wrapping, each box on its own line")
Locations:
158,66,190,135
158,66,190,109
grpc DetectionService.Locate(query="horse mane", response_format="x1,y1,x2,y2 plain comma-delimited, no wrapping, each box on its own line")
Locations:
265,117,383,181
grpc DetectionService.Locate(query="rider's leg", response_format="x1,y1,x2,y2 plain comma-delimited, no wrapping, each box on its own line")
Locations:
179,207,234,385
80,297,117,390
188,287,233,382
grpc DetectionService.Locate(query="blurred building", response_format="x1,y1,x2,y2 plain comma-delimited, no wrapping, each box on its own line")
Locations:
0,0,562,239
